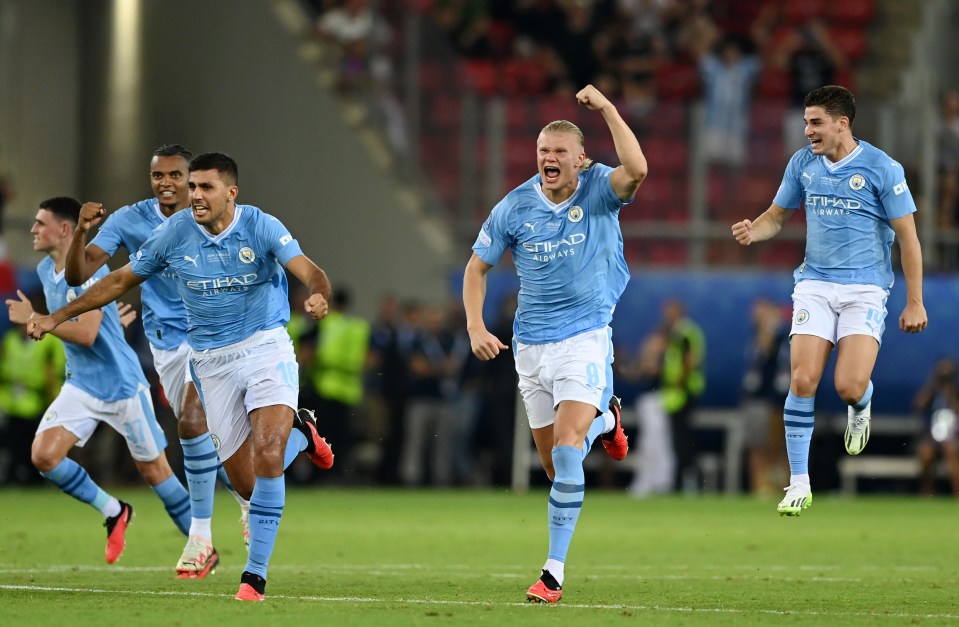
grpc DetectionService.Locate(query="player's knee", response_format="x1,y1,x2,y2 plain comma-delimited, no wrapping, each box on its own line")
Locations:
177,409,207,439
834,380,867,406
30,446,62,473
790,372,820,397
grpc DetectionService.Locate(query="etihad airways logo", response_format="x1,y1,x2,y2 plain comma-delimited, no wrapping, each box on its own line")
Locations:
186,273,258,293
522,233,585,262
805,195,860,213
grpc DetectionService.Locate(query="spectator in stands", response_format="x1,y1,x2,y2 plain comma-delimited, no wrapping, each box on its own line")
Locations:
753,6,849,156
693,35,761,169
658,298,706,493
914,357,959,496
740,298,790,496
314,0,390,93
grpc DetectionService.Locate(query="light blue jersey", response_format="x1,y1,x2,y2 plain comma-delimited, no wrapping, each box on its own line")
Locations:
38,259,148,401
89,197,188,350
773,140,917,289
472,164,632,344
129,204,303,351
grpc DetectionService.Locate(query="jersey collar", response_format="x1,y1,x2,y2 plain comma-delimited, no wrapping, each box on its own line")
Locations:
533,174,583,215
192,205,244,244
820,141,863,172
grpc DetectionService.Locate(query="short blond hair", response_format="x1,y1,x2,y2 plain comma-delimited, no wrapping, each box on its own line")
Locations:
540,120,593,171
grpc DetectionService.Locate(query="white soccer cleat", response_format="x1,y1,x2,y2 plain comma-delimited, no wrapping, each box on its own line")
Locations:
777,483,813,517
845,401,871,456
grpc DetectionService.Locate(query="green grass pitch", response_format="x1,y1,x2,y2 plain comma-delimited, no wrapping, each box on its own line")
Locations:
1,487,956,625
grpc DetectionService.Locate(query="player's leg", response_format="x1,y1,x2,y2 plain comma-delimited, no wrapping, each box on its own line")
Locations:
835,284,888,456
527,327,612,603
32,387,132,563
116,384,190,536
778,333,831,515
835,335,879,455
237,403,295,602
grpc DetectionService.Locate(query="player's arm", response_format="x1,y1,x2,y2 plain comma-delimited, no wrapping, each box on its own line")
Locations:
27,265,145,341
731,203,790,246
576,84,648,201
285,254,332,321
6,288,103,347
890,213,927,333
65,202,111,286
463,253,508,361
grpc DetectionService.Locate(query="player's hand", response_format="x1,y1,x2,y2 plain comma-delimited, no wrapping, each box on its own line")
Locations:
27,314,56,341
117,301,137,328
304,293,329,320
469,328,509,361
731,219,754,245
576,84,611,112
77,202,106,232
900,302,928,334
5,289,35,325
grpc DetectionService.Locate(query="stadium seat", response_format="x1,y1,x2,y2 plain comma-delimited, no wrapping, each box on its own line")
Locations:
460,59,498,96
427,94,462,130
830,28,868,63
785,0,826,23
643,137,687,173
655,61,700,101
756,66,793,101
829,0,876,26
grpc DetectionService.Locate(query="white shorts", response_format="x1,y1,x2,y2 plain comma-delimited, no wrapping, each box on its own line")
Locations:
790,280,889,346
36,382,165,462
190,327,299,461
514,326,614,429
150,342,193,419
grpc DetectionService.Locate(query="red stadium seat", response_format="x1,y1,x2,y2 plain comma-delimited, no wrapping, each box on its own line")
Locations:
829,0,876,26
785,0,826,23
655,61,701,101
756,66,793,101
830,28,868,63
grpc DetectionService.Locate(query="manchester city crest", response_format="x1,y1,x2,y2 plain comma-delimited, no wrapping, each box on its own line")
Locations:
849,174,865,190
239,247,256,264
795,309,809,325
568,206,584,222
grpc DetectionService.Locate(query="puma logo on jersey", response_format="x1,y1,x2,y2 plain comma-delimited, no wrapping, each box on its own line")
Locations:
183,254,199,267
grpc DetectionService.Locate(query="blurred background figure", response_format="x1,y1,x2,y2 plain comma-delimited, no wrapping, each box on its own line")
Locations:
0,291,64,485
936,89,959,269
301,287,370,483
400,303,456,487
740,298,790,496
657,299,705,492
914,357,959,496
623,329,672,497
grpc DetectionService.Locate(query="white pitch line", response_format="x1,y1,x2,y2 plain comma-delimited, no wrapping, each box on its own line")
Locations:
2,584,959,621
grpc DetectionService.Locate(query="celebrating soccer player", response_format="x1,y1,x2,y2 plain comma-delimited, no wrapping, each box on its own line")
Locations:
463,84,646,603
28,153,335,602
731,85,928,516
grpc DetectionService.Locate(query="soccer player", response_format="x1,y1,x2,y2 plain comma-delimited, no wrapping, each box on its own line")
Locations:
28,153,334,602
731,85,928,516
463,84,645,603
65,144,247,579
6,196,191,564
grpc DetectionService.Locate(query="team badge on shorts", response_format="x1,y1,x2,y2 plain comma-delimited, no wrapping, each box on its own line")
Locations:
43,410,56,422
238,247,256,264
568,206,584,222
795,309,809,325
211,434,221,451
849,174,866,190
